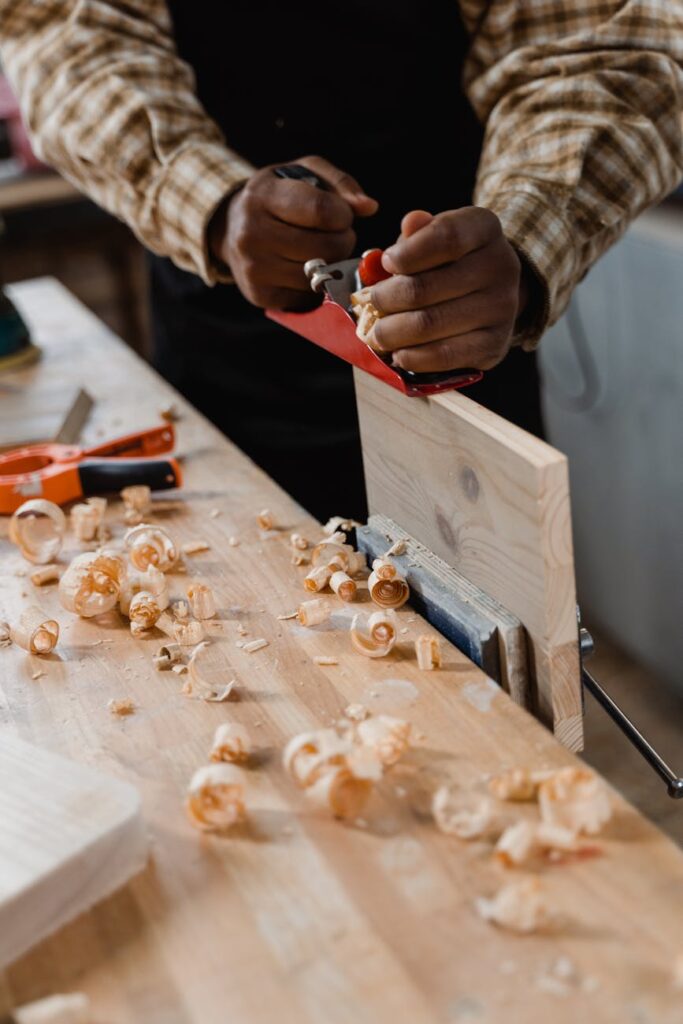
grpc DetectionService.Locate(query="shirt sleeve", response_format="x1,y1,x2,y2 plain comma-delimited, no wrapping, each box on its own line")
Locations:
0,0,255,284
461,0,683,348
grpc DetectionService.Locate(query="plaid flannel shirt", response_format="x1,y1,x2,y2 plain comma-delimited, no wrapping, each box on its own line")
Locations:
1,0,682,346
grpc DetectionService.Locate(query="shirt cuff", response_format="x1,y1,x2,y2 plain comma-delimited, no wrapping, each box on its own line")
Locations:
154,142,255,286
474,187,577,350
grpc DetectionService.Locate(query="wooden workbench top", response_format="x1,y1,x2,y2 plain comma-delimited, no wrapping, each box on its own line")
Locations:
1,279,683,1024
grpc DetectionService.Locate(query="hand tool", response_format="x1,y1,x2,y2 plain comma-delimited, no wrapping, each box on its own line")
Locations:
0,424,181,514
267,164,483,397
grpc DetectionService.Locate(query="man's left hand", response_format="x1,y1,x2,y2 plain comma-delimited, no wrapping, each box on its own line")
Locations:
370,208,528,373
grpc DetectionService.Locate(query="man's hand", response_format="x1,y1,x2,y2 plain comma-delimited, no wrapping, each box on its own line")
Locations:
370,208,528,373
210,156,377,310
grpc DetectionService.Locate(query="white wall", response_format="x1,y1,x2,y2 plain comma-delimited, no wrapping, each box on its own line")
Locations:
539,206,683,689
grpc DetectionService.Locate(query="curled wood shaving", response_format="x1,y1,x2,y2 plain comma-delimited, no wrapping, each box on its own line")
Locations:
182,539,211,556
488,767,554,802
297,599,330,627
125,523,178,572
242,638,269,653
415,635,441,670
322,516,358,536
0,622,11,648
257,509,276,531
155,609,176,638
9,499,66,565
350,287,383,350
538,767,612,836
385,539,407,557
367,569,409,610
290,533,309,550
187,582,216,620
357,714,411,766
306,766,373,820
172,664,188,676
432,786,502,839
210,722,251,764
186,763,245,832
174,619,205,647
30,564,61,586
304,565,332,593
350,610,397,659
121,484,151,527
330,570,356,602
59,550,125,617
12,992,90,1024
494,820,581,867
70,502,102,543
153,643,183,670
173,599,190,620
108,697,135,717
476,878,552,934
185,641,235,700
372,556,397,580
129,590,164,637
10,606,59,654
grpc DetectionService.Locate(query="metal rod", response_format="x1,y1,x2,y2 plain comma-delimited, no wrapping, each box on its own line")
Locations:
582,667,683,799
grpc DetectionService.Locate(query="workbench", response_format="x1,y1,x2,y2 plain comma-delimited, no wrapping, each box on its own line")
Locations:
1,278,683,1024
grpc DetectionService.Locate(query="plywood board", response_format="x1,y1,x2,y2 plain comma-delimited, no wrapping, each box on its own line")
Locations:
0,733,147,968
354,369,582,750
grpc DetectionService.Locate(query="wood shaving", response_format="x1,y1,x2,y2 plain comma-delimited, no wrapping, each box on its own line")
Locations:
12,992,90,1024
153,643,183,670
344,703,369,722
186,642,235,699
385,539,407,557
415,635,442,670
125,523,178,572
432,786,502,839
357,714,411,766
476,878,552,934
58,551,125,617
119,565,168,617
160,402,180,422
494,820,580,867
182,539,211,556
330,570,356,602
9,499,66,565
350,287,383,349
228,536,240,547
186,763,245,832
0,622,11,648
350,610,397,659
538,767,612,836
236,622,248,635
174,619,205,646
488,767,554,802
108,697,135,717
30,564,61,586
121,484,151,526
306,765,373,820
277,610,298,621
291,550,310,566
70,502,102,543
257,509,276,531
297,598,330,627
10,606,59,654
290,533,309,550
322,516,358,536
367,569,409,610
372,556,397,580
314,655,339,666
172,664,188,675
187,582,216,619
129,590,165,636
210,722,251,764
304,564,332,592
173,599,190,620
31,669,45,681
242,638,269,653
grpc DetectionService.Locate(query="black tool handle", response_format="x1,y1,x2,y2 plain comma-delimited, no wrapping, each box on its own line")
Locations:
78,458,181,496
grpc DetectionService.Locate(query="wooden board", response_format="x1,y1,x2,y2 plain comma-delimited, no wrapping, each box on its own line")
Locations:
1,279,683,1023
354,369,583,751
0,734,147,969
357,515,531,709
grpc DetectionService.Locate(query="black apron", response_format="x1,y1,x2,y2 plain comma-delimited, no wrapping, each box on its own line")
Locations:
151,2,543,520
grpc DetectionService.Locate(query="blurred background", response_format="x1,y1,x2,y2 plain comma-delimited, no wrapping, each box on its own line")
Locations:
1,70,682,830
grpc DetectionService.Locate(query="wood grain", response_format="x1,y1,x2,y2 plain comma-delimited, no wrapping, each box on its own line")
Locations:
1,280,682,1023
0,734,147,969
354,370,582,751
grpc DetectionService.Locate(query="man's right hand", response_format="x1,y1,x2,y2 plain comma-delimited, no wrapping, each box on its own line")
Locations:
210,156,377,310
